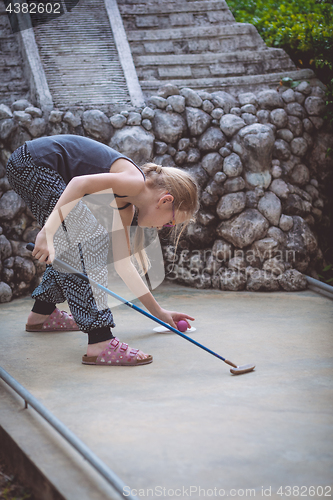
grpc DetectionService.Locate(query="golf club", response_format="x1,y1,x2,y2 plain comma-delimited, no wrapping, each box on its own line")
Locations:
27,243,255,375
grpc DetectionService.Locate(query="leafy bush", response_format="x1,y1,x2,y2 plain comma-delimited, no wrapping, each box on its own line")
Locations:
318,264,333,284
226,0,333,85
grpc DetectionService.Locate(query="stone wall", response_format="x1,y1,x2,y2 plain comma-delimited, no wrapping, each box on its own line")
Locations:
0,82,332,302
0,2,29,106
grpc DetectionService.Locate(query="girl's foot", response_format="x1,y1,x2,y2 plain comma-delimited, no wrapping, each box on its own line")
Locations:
86,339,150,361
26,309,79,332
27,311,51,326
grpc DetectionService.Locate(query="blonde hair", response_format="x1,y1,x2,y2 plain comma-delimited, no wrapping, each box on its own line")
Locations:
132,163,199,276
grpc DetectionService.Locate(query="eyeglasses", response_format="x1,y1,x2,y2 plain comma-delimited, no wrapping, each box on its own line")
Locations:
163,199,176,228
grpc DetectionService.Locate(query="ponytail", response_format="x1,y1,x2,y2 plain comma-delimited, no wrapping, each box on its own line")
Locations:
142,164,163,175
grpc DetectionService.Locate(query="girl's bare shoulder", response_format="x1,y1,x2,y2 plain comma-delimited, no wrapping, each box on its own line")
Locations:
80,159,144,197
109,158,145,196
109,157,141,175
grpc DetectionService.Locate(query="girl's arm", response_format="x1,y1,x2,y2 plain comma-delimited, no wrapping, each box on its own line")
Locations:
112,205,163,317
45,168,144,236
32,165,144,263
112,206,194,328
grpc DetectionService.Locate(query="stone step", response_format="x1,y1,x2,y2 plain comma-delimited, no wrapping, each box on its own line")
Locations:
134,48,293,66
0,81,29,93
127,22,263,43
119,1,230,16
0,66,24,81
122,9,234,30
120,0,234,30
134,48,295,80
0,35,21,55
140,68,317,97
33,0,132,109
117,0,191,4
128,23,266,55
0,55,22,67
7,79,29,91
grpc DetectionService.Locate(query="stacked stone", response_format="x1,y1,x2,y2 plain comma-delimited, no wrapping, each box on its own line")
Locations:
0,82,331,301
0,99,45,302
0,1,29,106
145,83,330,292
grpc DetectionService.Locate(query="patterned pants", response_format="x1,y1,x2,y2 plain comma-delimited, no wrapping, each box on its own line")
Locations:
6,144,115,343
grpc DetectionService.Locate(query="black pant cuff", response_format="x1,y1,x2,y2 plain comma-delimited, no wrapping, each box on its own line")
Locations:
32,300,56,315
88,327,114,345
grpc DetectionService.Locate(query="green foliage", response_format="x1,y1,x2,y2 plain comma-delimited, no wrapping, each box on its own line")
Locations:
318,263,333,284
226,0,333,84
280,76,303,88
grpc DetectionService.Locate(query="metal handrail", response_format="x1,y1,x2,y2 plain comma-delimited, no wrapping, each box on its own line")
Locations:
306,275,333,299
0,367,138,500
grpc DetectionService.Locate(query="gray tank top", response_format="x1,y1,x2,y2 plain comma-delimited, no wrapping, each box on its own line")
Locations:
26,135,145,185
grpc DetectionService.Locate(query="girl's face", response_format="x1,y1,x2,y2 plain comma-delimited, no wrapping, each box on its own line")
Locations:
137,197,174,229
137,193,187,229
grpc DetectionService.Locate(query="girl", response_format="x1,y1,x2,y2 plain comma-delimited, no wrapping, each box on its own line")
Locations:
6,134,199,367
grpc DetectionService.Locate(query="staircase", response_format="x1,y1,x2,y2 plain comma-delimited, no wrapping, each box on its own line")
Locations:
118,0,313,97
33,0,132,110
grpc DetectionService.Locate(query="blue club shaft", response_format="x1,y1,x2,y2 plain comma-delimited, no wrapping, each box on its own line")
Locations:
26,243,228,363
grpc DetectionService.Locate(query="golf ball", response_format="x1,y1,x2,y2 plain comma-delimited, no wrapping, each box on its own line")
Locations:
177,320,188,332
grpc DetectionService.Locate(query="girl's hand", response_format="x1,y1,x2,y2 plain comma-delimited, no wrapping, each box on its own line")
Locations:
157,308,195,331
32,228,55,264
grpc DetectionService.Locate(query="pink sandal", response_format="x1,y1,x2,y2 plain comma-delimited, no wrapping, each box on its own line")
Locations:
26,308,79,332
82,337,153,366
